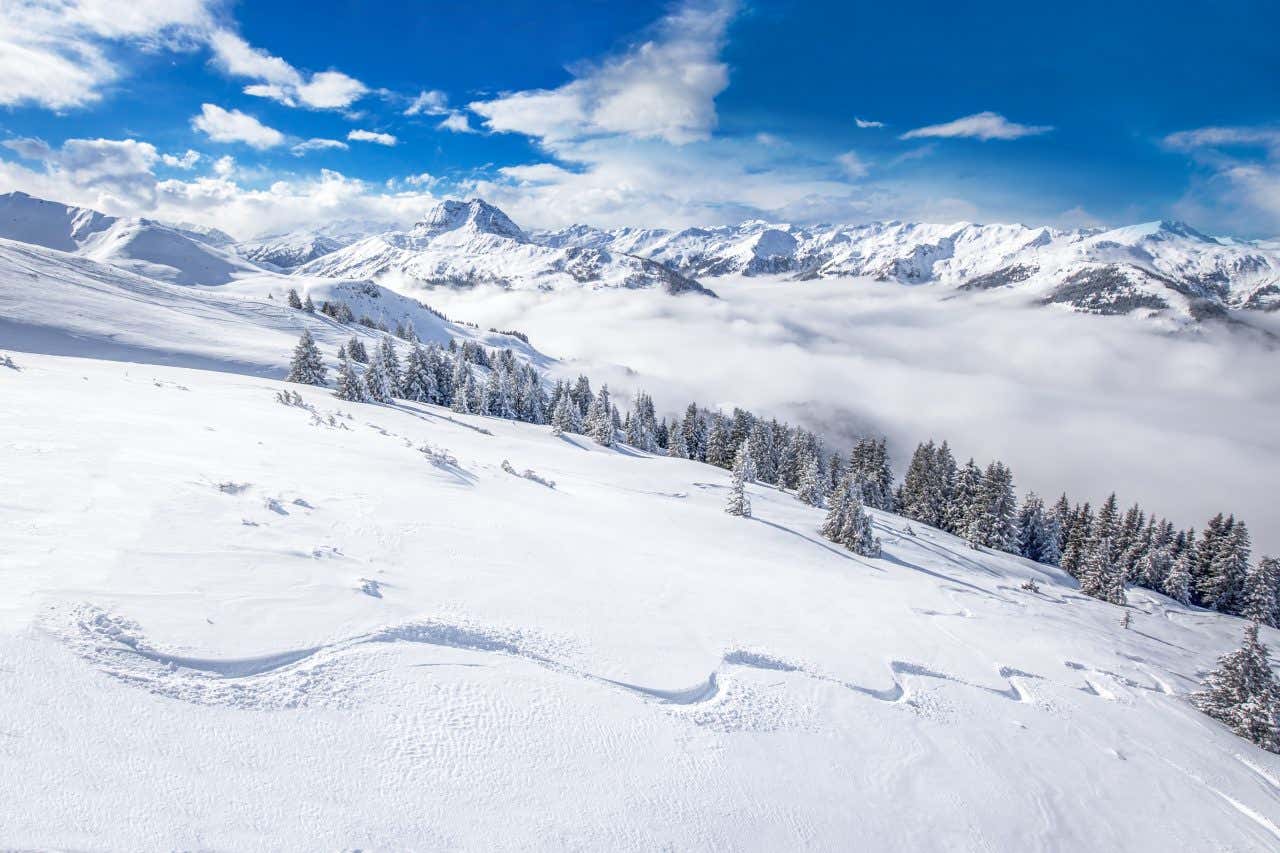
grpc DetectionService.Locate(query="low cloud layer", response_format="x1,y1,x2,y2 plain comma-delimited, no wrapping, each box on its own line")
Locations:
421,278,1280,554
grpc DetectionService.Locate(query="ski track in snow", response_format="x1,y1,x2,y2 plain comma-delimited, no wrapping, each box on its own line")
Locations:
49,604,1063,732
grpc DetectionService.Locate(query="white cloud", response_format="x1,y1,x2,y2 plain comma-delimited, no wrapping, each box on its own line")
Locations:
2,135,161,206
422,279,1280,556
162,150,201,169
1163,124,1280,236
836,151,869,179
438,112,477,134
291,138,349,156
855,118,885,129
207,29,367,110
191,104,286,149
1163,126,1280,155
470,0,736,146
212,155,236,177
347,129,398,146
754,132,784,147
405,89,449,116
901,111,1052,141
0,0,214,110
404,172,438,187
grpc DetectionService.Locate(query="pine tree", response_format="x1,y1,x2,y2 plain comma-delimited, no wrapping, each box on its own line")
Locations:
1080,535,1126,605
551,390,580,435
821,475,879,557
1015,492,1057,564
287,288,303,309
1163,548,1194,605
347,336,369,364
587,386,614,446
1193,622,1280,754
1059,503,1093,578
1207,521,1252,615
286,329,326,385
705,413,731,469
302,293,315,313
796,454,825,507
401,342,437,403
948,459,984,537
376,336,401,398
363,360,393,403
724,441,752,518
667,416,688,458
974,462,1017,551
848,438,893,510
333,357,366,402
682,404,707,462
1243,557,1280,628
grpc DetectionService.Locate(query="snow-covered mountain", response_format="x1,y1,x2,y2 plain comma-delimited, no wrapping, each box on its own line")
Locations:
0,191,261,285
540,218,1280,319
296,199,716,296
236,219,398,271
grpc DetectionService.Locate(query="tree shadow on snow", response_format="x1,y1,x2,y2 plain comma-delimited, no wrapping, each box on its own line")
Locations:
750,517,885,572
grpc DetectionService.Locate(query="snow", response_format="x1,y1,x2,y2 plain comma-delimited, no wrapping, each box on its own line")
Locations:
2,351,1279,849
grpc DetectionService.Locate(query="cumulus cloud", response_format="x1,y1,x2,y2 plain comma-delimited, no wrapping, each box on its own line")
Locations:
420,280,1280,555
0,0,214,109
161,150,201,169
191,104,286,149
855,118,885,129
470,0,735,146
2,135,161,205
901,111,1052,141
347,129,398,146
208,29,368,110
405,89,449,116
438,112,477,134
291,138,349,156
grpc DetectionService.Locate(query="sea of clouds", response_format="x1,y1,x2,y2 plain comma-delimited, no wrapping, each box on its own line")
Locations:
421,276,1280,556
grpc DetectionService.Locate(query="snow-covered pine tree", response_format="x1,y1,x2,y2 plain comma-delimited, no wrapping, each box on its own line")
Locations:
347,336,369,364
401,342,437,403
1059,503,1093,579
376,336,401,397
848,438,894,511
796,454,825,507
748,422,776,484
287,288,303,309
302,293,315,313
1193,622,1280,754
1015,492,1054,564
1080,535,1125,605
682,404,707,462
333,357,366,402
551,389,580,435
667,416,688,458
948,458,983,537
1163,547,1194,605
1049,493,1073,562
978,462,1017,552
705,413,731,468
286,329,327,386
362,359,393,403
587,386,614,446
724,441,752,518
1243,557,1280,628
1204,520,1252,615
1095,493,1120,558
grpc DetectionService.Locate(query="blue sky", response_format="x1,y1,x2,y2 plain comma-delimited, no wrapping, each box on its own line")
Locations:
1,0,1277,237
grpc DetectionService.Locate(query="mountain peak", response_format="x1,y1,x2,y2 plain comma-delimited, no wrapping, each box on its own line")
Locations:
415,198,526,241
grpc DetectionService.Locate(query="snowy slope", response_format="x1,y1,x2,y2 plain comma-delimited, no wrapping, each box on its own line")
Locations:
0,191,263,285
298,199,716,296
235,219,396,270
0,236,544,374
1,351,1278,849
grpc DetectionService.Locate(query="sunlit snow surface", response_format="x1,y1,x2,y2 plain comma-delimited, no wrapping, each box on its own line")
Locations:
1,353,1278,850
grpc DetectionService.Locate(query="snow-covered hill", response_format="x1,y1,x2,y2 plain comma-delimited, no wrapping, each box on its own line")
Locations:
1,350,1278,849
296,199,716,296
540,217,1280,320
0,236,543,374
0,191,261,285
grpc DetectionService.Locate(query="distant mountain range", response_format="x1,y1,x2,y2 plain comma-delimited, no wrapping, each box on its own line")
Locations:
3,190,1278,323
